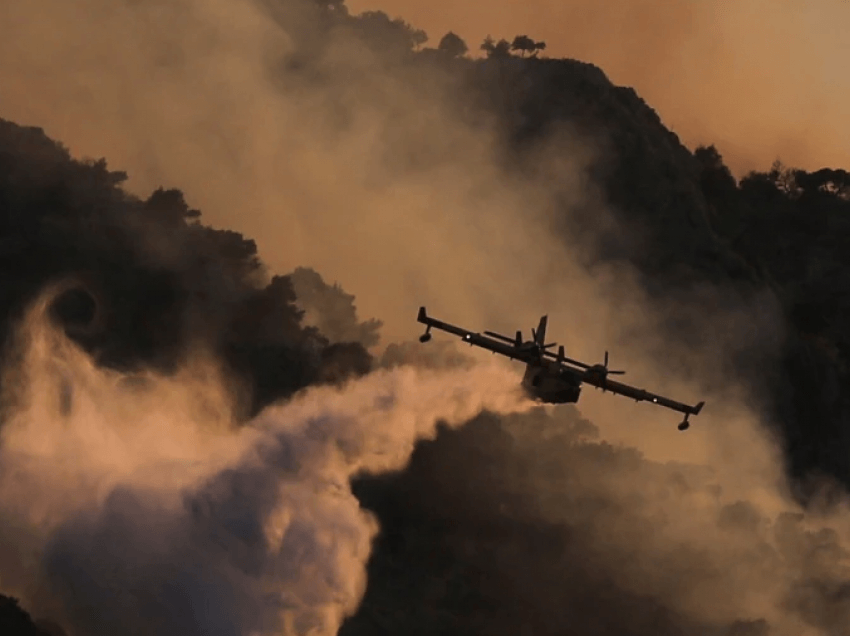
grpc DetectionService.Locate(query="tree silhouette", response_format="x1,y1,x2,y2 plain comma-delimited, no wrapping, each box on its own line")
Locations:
480,35,512,58
794,168,850,199
510,34,546,57
694,145,737,203
143,187,201,227
352,10,427,53
0,117,375,416
437,31,468,58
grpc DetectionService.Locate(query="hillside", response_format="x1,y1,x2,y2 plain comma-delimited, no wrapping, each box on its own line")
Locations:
338,52,850,636
454,51,850,488
2,2,850,635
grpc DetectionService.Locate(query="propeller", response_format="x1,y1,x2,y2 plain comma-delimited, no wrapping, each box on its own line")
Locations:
597,351,625,375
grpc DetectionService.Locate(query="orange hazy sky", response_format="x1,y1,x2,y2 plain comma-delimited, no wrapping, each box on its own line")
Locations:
348,0,850,176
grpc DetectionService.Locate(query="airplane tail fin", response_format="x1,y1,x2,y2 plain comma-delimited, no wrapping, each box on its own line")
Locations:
533,315,548,346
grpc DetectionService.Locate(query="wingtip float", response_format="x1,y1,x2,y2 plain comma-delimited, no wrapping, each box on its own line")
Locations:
417,306,705,431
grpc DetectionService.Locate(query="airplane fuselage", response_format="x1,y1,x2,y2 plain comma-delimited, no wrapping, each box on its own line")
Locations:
521,362,582,404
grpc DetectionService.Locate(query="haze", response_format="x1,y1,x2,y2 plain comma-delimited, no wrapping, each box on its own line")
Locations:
348,0,850,176
2,2,850,634
0,0,785,462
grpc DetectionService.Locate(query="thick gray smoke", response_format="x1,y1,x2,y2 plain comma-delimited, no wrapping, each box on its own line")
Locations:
0,291,532,636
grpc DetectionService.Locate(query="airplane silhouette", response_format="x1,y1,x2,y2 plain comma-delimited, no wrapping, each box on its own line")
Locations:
417,307,704,431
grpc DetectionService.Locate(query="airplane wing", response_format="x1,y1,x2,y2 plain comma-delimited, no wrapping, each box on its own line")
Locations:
581,372,705,418
417,307,537,363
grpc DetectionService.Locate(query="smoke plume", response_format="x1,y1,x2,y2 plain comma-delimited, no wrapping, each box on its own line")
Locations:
0,288,532,636
352,402,850,636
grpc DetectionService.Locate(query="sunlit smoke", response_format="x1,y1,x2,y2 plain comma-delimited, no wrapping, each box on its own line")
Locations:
0,288,533,635
473,403,850,636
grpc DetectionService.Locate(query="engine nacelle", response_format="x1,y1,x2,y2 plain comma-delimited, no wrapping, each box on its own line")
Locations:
677,420,690,431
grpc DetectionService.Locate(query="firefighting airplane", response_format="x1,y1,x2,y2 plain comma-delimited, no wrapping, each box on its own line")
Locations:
417,307,704,431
